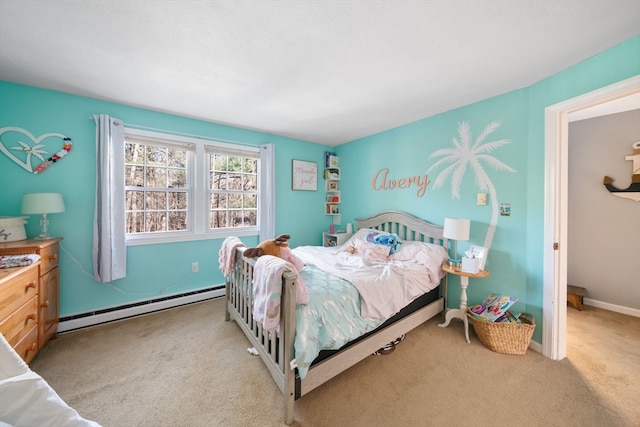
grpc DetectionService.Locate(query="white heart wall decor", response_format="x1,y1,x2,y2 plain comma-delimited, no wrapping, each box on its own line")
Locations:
0,126,72,174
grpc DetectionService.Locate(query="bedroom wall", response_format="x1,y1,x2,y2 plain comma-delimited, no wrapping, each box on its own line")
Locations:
2,35,638,340
0,81,334,316
568,110,640,311
337,36,640,342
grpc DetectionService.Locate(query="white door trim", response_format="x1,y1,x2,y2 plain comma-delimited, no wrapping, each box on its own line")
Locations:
542,75,640,360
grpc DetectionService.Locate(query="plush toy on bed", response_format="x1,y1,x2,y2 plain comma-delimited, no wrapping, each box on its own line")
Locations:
244,234,308,307
243,234,305,272
244,234,291,258
366,231,402,254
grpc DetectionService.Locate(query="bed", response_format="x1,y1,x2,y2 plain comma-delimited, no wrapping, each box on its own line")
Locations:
223,211,449,425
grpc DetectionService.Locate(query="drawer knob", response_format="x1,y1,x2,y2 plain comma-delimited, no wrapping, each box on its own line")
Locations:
41,300,50,308
26,313,36,321
26,281,37,289
26,342,37,352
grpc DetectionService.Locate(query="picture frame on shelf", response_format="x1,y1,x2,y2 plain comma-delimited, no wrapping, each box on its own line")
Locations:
292,159,317,191
326,203,339,214
326,180,339,191
324,168,340,180
469,245,488,271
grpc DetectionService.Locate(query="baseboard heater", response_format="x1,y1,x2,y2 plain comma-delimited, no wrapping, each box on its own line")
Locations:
58,286,225,333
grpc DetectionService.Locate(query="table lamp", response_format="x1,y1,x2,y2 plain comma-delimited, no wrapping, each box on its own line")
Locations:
443,217,470,266
21,193,65,240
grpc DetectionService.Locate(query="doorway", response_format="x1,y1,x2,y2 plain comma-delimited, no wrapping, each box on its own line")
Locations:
542,75,640,360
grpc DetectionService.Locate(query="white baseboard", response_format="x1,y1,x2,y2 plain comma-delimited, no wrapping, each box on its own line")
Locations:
528,339,542,353
583,298,640,318
58,286,225,333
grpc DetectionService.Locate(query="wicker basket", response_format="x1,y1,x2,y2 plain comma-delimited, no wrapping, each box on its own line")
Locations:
466,311,535,355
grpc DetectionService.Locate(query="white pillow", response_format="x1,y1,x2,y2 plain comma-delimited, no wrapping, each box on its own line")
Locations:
391,241,448,276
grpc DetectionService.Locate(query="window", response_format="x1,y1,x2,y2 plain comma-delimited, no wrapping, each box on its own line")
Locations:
125,138,191,234
124,128,262,245
208,150,258,229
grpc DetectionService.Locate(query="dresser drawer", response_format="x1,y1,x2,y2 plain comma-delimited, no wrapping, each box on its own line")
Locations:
39,242,60,274
13,325,38,364
0,295,38,347
0,266,38,320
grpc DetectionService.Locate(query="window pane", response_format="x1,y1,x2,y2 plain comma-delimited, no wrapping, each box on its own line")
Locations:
146,212,166,232
210,193,226,209
168,192,187,209
244,210,257,226
244,158,257,174
168,211,187,231
146,146,166,166
245,194,257,208
167,148,186,168
229,193,242,209
211,171,227,190
125,165,144,186
125,143,145,164
212,154,227,171
168,169,187,188
243,174,256,191
228,173,242,190
146,191,167,210
126,190,145,210
227,156,242,172
230,210,256,227
126,211,144,234
146,167,167,187
210,211,227,229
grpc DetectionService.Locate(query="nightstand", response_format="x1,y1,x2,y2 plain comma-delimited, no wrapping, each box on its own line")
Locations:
322,232,353,247
438,262,490,343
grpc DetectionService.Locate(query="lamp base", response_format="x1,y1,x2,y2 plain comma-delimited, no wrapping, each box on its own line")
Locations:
448,258,461,267
34,233,56,240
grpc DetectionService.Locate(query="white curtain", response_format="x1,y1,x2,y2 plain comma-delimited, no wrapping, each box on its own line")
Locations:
92,114,126,282
259,144,275,241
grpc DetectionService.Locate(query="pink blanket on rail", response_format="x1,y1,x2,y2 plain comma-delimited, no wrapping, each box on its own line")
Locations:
252,255,307,332
218,236,245,278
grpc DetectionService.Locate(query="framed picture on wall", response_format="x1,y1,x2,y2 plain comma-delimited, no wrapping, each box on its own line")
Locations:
292,159,317,191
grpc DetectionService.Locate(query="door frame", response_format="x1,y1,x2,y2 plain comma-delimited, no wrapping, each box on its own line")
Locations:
542,75,640,359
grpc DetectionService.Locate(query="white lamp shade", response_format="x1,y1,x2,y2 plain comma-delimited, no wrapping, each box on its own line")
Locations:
443,218,470,241
21,193,65,214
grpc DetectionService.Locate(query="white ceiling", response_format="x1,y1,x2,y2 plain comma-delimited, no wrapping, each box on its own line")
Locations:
1,1,639,145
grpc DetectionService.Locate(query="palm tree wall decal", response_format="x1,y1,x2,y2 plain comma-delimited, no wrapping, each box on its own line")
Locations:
427,120,516,250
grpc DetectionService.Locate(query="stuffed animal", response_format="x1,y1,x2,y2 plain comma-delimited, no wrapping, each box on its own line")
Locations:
244,234,308,305
244,234,291,258
243,234,306,273
366,231,401,254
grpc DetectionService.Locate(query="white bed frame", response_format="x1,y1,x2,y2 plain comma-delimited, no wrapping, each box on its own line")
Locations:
224,211,448,425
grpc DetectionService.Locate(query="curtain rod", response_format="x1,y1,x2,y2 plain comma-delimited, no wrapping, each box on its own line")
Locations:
88,115,262,148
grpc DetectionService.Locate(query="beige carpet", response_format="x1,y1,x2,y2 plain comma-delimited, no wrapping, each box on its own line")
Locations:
29,299,639,427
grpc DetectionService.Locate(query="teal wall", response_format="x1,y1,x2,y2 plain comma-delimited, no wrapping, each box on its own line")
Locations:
2,35,638,343
0,82,333,316
337,35,640,342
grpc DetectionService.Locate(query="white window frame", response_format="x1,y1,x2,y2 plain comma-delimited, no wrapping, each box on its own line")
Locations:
124,128,260,246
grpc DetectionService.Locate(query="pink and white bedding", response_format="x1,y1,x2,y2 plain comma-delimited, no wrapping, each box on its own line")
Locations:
293,228,448,320
290,229,448,378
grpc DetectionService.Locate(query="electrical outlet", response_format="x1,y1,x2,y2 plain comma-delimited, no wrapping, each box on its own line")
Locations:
192,262,199,273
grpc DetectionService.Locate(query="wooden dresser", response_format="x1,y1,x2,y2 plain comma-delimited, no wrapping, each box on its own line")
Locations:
0,238,61,362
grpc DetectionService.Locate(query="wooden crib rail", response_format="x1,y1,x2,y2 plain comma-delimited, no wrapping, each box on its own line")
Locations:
225,247,298,424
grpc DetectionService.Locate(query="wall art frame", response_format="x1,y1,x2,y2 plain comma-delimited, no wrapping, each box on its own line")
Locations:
292,159,318,191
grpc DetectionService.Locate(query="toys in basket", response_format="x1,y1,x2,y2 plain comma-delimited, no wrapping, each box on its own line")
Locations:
467,294,535,355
